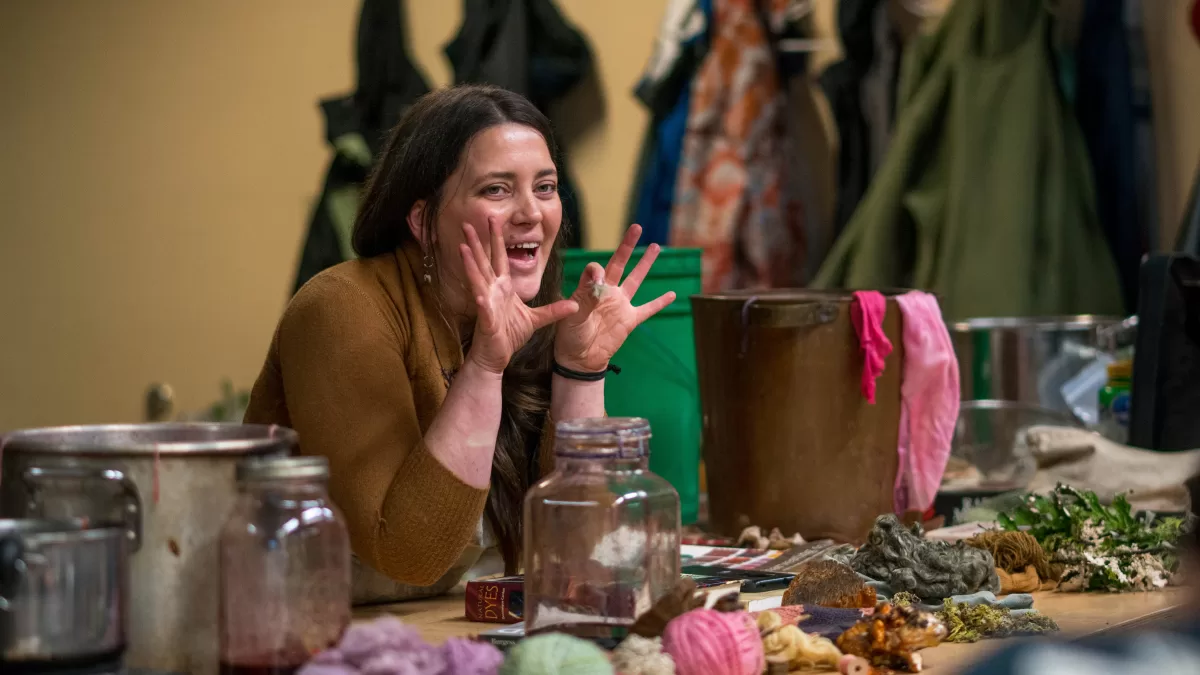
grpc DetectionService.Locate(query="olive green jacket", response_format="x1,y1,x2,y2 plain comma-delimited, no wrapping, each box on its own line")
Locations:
813,0,1123,319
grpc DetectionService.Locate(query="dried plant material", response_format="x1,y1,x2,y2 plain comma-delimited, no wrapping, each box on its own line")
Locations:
630,578,702,638
737,525,805,550
890,591,921,607
768,527,806,550
737,525,770,549
591,280,614,300
836,602,947,673
757,610,842,671
937,599,1059,643
782,560,877,609
997,485,1184,592
852,515,1000,599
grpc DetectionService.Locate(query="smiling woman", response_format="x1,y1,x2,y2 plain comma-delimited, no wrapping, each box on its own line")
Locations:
243,85,674,603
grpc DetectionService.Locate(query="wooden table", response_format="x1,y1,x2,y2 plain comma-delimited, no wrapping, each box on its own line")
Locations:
354,587,1192,673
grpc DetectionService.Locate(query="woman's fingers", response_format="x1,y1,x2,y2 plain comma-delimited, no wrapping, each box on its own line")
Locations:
603,224,643,285
573,262,606,305
488,216,509,277
620,243,660,299
634,291,677,326
529,299,580,330
459,243,488,295
462,223,495,282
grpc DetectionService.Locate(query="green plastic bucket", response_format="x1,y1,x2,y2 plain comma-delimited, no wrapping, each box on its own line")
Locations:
561,247,703,524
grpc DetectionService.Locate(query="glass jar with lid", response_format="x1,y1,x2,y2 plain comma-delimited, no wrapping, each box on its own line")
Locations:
523,417,680,640
219,455,350,675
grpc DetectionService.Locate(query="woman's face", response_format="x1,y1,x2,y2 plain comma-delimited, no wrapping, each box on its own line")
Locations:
414,123,562,309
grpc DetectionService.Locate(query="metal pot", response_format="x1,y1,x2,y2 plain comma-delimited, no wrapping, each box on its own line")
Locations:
0,423,296,675
948,315,1126,418
0,519,127,669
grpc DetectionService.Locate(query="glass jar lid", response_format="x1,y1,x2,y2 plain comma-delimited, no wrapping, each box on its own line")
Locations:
555,417,651,459
236,456,329,483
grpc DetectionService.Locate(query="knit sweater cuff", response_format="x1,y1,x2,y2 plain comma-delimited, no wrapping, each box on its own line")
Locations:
375,441,489,586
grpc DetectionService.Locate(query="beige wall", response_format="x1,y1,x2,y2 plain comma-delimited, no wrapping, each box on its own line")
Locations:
2,0,1197,432
0,0,667,431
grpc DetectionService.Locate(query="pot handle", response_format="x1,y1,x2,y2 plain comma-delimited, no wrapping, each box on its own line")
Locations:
744,300,840,328
22,467,143,552
0,535,22,610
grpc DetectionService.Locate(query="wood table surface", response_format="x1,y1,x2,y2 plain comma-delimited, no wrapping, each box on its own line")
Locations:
354,586,1192,673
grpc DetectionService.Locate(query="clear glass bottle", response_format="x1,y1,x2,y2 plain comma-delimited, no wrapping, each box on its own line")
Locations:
523,418,681,641
219,456,351,675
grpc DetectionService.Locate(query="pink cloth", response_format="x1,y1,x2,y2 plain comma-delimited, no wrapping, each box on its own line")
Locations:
894,291,960,514
850,291,893,404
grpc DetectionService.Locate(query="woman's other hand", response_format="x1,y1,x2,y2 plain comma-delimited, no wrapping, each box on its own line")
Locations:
461,218,578,374
554,224,677,373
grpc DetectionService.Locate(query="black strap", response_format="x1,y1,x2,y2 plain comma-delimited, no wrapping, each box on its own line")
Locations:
552,361,621,382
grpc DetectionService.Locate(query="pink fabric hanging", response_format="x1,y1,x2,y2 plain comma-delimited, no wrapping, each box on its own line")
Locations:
850,291,892,404
894,291,961,514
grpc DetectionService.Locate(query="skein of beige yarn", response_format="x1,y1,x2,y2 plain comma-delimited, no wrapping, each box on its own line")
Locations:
756,612,842,671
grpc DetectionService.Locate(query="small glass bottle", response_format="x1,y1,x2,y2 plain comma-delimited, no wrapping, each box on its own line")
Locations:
523,418,681,641
1098,360,1133,443
219,456,351,675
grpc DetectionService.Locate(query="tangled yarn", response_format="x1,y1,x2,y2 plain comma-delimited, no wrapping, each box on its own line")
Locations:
662,609,764,675
965,530,1061,581
499,633,614,675
444,637,506,675
611,635,675,675
756,611,842,671
297,616,502,675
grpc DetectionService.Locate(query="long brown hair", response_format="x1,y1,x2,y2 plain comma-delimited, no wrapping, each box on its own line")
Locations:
352,85,566,574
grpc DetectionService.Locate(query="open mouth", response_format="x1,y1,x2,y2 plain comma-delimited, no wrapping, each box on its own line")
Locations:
505,242,539,264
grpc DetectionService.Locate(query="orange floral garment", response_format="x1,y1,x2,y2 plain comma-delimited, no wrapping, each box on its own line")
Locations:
670,0,806,292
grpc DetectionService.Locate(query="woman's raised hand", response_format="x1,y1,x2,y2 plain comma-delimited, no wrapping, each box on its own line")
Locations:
554,224,676,373
460,218,578,375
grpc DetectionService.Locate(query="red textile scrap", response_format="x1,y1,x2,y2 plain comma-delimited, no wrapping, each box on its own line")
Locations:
850,291,892,404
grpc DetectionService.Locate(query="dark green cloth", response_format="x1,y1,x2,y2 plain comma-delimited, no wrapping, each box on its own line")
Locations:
812,0,1123,319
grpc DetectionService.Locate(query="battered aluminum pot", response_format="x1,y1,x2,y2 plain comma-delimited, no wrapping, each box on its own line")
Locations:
0,519,127,668
0,423,296,675
949,315,1124,417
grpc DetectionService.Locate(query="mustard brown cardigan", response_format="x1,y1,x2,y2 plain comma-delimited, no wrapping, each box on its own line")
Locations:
244,241,554,586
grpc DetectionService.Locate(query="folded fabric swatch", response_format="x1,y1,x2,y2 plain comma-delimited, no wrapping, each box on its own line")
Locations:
850,290,892,404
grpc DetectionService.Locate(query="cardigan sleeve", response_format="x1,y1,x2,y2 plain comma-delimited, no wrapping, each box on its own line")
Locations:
275,275,489,587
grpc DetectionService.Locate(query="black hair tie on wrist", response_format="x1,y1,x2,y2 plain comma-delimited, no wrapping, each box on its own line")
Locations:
553,361,621,382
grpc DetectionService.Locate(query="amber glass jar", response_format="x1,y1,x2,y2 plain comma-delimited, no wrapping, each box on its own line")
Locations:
219,456,350,675
523,418,681,640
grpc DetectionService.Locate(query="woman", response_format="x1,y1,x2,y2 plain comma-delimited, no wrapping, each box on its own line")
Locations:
244,85,674,601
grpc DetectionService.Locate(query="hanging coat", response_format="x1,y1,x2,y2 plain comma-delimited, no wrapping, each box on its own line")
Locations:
812,0,1124,319
445,0,595,248
626,0,712,247
821,0,886,236
293,0,430,294
1075,0,1144,312
670,0,806,292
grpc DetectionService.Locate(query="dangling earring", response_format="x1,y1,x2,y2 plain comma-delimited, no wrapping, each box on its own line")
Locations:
423,254,434,284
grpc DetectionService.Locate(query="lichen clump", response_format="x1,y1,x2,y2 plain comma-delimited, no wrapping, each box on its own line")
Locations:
851,514,1001,599
938,599,1059,643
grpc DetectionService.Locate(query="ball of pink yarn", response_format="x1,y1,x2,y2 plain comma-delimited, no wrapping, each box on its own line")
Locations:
661,609,764,675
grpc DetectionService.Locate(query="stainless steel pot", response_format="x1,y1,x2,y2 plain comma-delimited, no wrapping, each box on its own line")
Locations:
0,519,127,669
0,423,296,675
948,315,1125,418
